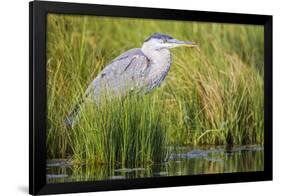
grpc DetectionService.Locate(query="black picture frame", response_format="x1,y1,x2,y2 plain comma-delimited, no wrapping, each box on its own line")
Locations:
29,1,273,195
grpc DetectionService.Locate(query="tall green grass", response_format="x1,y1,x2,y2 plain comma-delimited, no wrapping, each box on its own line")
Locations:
69,92,169,167
46,14,264,165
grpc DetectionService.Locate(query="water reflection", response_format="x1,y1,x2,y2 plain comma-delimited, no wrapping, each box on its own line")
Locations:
47,145,264,183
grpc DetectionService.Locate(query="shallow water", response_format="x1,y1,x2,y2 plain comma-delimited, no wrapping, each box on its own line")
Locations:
47,145,264,183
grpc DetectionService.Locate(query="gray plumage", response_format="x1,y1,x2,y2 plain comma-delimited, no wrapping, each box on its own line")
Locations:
65,33,196,127
85,48,150,99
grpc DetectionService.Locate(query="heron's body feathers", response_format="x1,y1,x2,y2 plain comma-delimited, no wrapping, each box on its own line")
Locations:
85,48,151,101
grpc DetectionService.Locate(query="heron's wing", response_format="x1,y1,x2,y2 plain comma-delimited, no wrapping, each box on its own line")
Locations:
86,48,150,99
103,48,149,75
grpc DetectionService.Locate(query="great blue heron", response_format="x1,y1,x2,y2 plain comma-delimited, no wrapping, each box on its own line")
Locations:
65,33,197,127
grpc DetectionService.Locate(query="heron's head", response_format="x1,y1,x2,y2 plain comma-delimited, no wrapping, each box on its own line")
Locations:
141,33,197,52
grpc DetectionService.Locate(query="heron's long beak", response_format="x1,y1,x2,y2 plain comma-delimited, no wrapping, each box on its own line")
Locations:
168,39,197,48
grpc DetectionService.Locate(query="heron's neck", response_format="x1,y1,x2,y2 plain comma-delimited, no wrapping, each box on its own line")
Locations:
141,47,171,66
141,46,172,85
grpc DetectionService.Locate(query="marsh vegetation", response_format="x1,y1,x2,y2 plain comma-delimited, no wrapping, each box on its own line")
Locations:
46,14,264,179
